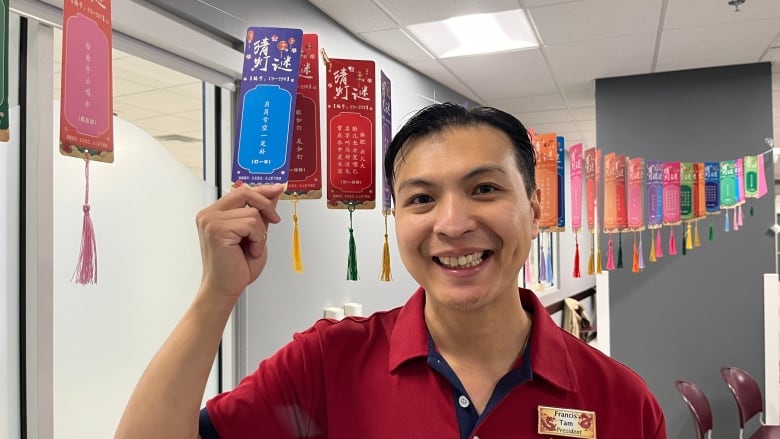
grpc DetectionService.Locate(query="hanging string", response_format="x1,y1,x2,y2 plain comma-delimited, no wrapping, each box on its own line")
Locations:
617,231,624,269
291,194,304,273
638,231,645,270
346,203,359,281
73,156,98,285
380,210,392,281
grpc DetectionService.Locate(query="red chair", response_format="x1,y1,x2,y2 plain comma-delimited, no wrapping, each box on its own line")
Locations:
721,366,780,438
675,380,713,439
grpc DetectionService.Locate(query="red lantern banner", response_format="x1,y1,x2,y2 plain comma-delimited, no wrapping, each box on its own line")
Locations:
325,58,376,209
534,133,558,229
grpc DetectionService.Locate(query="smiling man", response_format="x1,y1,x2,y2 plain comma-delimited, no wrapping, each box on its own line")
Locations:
115,103,666,439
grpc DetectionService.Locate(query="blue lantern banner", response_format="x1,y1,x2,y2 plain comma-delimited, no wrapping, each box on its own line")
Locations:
232,27,303,185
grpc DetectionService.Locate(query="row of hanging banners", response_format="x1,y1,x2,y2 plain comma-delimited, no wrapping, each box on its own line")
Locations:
7,9,771,284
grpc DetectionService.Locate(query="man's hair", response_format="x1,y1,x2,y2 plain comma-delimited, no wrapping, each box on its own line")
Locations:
384,102,537,203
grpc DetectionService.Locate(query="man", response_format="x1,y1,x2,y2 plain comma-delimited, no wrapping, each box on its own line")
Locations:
115,103,666,438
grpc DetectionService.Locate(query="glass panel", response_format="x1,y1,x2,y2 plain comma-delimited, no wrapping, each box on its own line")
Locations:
51,27,217,438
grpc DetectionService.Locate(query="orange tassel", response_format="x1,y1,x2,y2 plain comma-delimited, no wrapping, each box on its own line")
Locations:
632,232,639,273
291,195,303,273
380,210,392,281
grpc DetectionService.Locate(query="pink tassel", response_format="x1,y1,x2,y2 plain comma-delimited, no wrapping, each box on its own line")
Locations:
732,207,739,231
738,204,743,226
73,158,98,285
655,228,663,258
638,232,645,270
606,235,615,270
668,227,677,255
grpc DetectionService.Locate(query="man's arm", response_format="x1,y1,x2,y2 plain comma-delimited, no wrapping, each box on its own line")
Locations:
114,184,283,439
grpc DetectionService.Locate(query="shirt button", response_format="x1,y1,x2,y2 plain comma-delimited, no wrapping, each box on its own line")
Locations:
458,395,470,408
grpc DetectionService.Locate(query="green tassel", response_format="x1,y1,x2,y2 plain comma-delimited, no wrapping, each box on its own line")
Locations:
708,219,714,241
347,205,359,281
616,232,623,268
682,228,687,255
750,204,754,216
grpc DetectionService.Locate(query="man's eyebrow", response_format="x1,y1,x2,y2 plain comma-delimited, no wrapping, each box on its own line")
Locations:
396,166,509,193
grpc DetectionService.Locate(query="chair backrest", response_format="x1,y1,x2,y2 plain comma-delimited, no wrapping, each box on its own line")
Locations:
721,366,764,427
675,380,713,439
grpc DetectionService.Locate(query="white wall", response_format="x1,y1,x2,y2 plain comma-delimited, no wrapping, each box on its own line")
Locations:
52,105,218,438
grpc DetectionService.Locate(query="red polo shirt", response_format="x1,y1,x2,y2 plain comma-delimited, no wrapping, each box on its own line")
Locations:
202,288,666,438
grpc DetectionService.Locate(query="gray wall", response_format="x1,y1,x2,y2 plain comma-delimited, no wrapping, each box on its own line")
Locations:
596,63,775,438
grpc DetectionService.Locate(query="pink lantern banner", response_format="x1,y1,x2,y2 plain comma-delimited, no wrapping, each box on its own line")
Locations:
616,154,627,229
662,162,681,226
569,143,583,231
627,157,645,230
646,160,663,228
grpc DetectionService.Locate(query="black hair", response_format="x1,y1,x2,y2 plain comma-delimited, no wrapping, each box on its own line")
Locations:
384,102,537,202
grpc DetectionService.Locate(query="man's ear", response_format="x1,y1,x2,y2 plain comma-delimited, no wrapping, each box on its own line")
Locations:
530,188,542,225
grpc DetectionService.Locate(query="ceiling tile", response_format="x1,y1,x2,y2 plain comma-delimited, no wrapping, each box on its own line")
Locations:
572,106,595,121
527,121,578,134
113,56,199,88
525,0,584,8
656,20,780,72
774,73,780,90
360,28,433,63
166,83,204,98
307,0,398,32
529,0,662,45
113,102,164,121
114,78,155,97
115,89,202,114
486,93,567,113
664,0,780,29
376,0,519,25
560,85,595,107
131,114,199,137
545,33,656,88
440,48,558,99
176,110,205,123
764,47,780,65
515,109,573,125
407,60,480,102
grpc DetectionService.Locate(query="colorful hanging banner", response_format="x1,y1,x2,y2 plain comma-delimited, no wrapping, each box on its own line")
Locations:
616,154,627,229
662,162,681,226
693,163,706,218
627,157,645,230
232,27,303,186
283,33,321,199
0,0,8,142
705,162,720,214
570,143,583,231
719,160,737,209
744,155,759,198
646,160,663,229
59,0,114,162
735,158,745,205
680,163,693,221
325,57,376,209
603,152,618,231
584,147,596,231
381,71,392,213
534,133,558,229
557,136,566,230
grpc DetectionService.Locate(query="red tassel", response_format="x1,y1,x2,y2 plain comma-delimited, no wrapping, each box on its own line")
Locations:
73,157,98,284
655,228,663,258
632,233,639,273
573,234,581,278
606,235,615,270
668,227,677,255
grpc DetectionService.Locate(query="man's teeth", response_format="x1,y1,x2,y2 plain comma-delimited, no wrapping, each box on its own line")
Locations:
438,252,483,268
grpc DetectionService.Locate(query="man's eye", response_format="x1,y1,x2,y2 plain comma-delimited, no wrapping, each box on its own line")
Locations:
410,194,433,204
474,184,498,195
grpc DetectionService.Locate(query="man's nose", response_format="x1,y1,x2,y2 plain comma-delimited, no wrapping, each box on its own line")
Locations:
433,195,476,238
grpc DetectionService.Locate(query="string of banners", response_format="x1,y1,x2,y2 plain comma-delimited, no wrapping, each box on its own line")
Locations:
559,137,770,278
231,27,395,281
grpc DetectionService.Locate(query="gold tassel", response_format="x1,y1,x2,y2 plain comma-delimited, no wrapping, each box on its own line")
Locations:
685,222,693,250
587,238,595,275
596,245,602,274
380,210,392,281
694,220,701,247
291,194,303,273
649,229,657,262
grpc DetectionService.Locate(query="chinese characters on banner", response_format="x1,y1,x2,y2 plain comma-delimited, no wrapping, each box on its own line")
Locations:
232,27,303,186
60,0,114,162
0,0,8,142
325,58,376,209
283,33,321,199
534,133,558,230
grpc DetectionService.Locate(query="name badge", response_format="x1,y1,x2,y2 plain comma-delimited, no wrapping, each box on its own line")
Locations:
538,405,596,438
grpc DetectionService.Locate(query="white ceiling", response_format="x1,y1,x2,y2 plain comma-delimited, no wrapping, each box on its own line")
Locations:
308,0,780,152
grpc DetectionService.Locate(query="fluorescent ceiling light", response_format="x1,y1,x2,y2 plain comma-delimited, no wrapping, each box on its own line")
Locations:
407,9,538,59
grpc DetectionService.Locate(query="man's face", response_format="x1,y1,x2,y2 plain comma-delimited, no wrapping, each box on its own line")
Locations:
392,125,541,312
